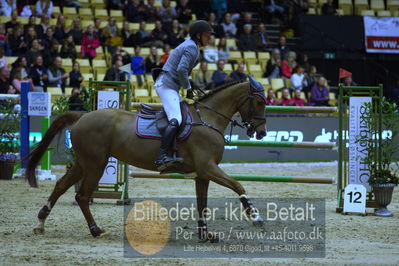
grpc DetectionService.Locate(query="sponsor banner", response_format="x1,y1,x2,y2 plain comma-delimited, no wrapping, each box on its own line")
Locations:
97,91,120,184
28,92,51,117
349,97,371,192
363,16,399,53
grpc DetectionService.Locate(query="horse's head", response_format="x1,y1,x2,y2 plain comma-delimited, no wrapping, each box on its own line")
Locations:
237,75,267,140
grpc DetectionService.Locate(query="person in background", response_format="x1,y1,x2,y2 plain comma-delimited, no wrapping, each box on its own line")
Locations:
207,12,224,38
36,0,53,17
194,61,212,89
0,66,11,93
220,13,236,38
290,65,307,91
121,21,136,47
211,59,231,87
264,0,285,24
12,67,34,92
321,0,337,15
0,46,8,68
47,56,68,90
104,17,123,55
298,53,310,73
131,46,145,86
150,20,168,48
68,87,85,111
134,21,152,47
29,55,47,92
160,43,171,66
64,0,82,8
0,0,16,17
211,0,227,21
104,59,126,81
10,56,29,81
24,26,37,47
142,0,159,23
41,26,56,49
266,88,277,105
36,14,51,39
43,39,60,67
60,35,77,60
236,12,253,37
4,9,19,32
281,51,297,78
0,24,6,52
203,35,218,63
263,49,282,78
81,25,100,61
19,0,33,17
238,24,257,51
276,35,290,59
217,37,230,63
93,18,104,45
24,15,37,33
290,89,306,106
69,62,83,88
176,0,192,25
308,76,329,106
158,0,177,27
304,65,317,95
255,23,270,51
230,63,247,81
145,46,162,73
167,19,185,48
8,26,27,56
127,0,145,22
70,18,84,46
54,15,71,41
278,88,291,106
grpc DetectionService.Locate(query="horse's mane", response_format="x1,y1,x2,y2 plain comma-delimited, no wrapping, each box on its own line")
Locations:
196,80,248,102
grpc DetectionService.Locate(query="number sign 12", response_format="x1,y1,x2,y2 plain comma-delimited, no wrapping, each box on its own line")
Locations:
343,184,366,214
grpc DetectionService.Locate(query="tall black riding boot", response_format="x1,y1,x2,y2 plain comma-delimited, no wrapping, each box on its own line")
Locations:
155,118,183,171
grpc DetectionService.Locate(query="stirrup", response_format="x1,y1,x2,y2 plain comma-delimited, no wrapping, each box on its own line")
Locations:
155,156,183,171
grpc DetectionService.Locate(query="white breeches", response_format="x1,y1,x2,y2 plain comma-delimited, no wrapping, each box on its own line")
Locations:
155,76,182,125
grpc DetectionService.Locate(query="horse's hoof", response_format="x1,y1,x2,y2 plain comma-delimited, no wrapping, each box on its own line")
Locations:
98,231,109,238
33,227,44,234
252,215,265,227
207,232,220,243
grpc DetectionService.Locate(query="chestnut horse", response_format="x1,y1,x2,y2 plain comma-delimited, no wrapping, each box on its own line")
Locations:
25,79,267,240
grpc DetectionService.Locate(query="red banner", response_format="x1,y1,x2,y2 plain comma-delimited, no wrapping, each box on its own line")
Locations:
366,36,399,51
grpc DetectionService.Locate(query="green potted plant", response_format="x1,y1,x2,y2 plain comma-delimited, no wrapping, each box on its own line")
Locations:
0,98,20,180
357,97,399,216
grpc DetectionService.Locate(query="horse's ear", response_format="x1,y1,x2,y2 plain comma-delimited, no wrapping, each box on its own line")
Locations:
248,75,264,92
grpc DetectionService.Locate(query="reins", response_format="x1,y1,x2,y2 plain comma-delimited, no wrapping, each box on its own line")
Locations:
189,82,267,144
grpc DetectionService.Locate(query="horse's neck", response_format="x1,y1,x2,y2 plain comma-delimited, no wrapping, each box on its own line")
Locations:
199,83,247,131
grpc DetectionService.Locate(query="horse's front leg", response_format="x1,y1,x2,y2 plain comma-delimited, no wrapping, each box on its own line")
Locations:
195,177,219,243
198,163,264,227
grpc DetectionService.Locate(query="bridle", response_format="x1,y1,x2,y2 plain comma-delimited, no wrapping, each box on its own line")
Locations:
191,82,267,143
236,89,267,136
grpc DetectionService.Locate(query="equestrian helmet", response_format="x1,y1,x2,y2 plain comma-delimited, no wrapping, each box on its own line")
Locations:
189,20,214,38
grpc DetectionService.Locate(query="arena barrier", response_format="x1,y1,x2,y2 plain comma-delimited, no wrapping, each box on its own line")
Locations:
131,172,334,184
131,102,338,114
227,140,336,149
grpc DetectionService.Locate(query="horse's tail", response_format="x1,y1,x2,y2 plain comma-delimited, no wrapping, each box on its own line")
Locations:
25,112,84,188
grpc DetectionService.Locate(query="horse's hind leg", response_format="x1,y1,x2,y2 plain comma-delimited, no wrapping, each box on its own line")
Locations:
75,161,107,238
34,164,83,234
197,163,264,227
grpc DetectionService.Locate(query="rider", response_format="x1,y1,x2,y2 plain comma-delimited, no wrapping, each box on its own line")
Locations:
154,20,213,171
